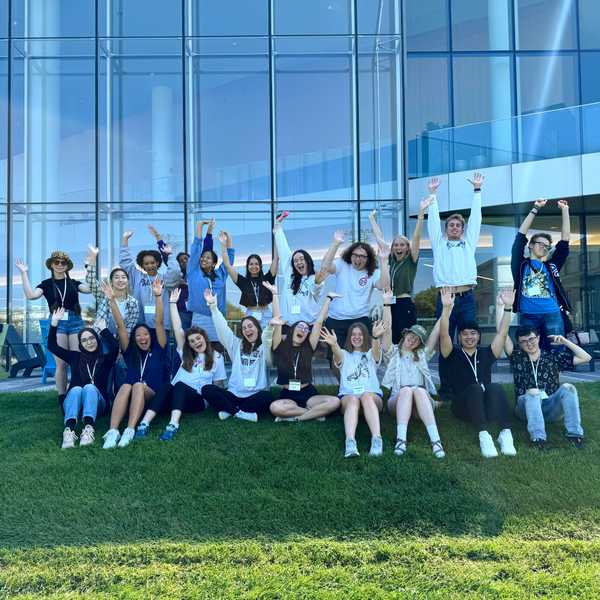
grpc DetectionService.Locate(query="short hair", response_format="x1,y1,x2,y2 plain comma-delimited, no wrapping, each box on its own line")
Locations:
340,242,377,277
529,232,552,245
136,250,162,269
458,321,481,335
445,214,466,230
515,325,539,340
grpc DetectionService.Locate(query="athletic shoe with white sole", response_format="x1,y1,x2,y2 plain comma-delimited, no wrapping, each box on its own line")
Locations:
369,435,383,457
218,411,232,421
234,410,258,422
274,416,299,422
479,430,498,458
61,427,78,449
344,438,360,458
497,429,517,456
79,425,95,447
117,427,135,448
102,428,120,449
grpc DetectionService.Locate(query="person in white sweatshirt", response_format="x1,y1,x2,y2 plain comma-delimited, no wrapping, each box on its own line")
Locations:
201,287,275,422
426,173,483,341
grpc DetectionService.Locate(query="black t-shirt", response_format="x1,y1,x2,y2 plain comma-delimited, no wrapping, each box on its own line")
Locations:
274,341,315,385
235,272,276,308
439,345,496,396
36,277,82,313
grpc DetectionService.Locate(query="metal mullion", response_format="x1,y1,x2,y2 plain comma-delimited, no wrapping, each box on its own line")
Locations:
181,0,188,249
94,0,99,256
351,0,360,239
268,0,276,246
6,0,12,324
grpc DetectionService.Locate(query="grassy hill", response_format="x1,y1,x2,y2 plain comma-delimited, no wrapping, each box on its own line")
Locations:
1,384,600,598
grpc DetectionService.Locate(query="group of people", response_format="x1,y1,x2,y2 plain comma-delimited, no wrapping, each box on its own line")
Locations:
15,173,592,457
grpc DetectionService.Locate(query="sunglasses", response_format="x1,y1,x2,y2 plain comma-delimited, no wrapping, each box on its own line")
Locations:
53,259,68,266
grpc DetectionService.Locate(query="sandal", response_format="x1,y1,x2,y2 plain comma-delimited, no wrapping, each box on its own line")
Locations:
394,439,407,456
431,440,446,459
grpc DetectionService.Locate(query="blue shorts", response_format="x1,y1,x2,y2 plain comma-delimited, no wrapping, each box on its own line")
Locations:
55,311,85,335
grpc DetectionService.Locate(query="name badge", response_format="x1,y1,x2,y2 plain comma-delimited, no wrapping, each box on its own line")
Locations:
250,311,263,321
539,390,548,400
60,311,69,321
351,384,365,395
144,305,156,315
243,377,256,389
289,380,301,391
290,305,301,315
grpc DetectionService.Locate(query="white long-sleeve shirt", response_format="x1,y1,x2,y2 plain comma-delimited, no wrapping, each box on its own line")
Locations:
427,191,482,287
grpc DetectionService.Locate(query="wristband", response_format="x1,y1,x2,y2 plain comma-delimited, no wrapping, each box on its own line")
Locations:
503,308,512,313
530,209,538,215
473,187,481,192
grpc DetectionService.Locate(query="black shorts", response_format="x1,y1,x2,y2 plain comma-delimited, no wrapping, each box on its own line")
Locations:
278,384,319,408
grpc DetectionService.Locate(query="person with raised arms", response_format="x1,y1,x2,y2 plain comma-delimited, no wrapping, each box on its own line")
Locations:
186,222,235,344
135,288,226,441
320,317,388,458
220,231,279,329
47,309,119,449
380,291,446,459
269,293,341,422
201,285,275,422
15,252,91,396
439,287,517,458
102,278,170,449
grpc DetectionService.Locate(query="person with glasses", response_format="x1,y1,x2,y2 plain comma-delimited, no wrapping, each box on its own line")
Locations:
497,303,590,450
47,308,119,449
15,251,91,397
511,198,572,349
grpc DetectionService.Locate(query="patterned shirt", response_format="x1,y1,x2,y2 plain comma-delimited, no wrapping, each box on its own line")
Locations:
508,348,574,397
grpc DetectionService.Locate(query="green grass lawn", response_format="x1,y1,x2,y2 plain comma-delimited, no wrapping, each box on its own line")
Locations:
1,384,600,598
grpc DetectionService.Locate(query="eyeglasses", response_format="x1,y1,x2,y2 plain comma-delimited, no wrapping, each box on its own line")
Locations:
80,336,96,344
53,259,68,266
296,324,310,333
532,241,551,250
351,253,368,259
518,336,538,346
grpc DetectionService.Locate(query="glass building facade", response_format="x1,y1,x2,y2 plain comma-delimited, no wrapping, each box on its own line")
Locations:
1,0,599,340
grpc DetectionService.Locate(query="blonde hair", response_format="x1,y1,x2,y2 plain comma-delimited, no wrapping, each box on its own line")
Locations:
445,214,465,230
390,235,411,258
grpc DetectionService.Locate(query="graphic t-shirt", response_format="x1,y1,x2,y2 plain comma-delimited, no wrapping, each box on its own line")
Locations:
171,349,227,393
520,260,560,314
329,259,380,320
338,349,382,396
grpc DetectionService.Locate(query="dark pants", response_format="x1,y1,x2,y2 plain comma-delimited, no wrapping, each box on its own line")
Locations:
435,290,477,341
201,384,273,415
451,383,512,431
520,311,564,351
324,316,372,348
148,381,205,415
391,297,417,344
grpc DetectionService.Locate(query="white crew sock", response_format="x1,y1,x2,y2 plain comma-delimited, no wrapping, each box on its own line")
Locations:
426,423,440,443
396,423,408,440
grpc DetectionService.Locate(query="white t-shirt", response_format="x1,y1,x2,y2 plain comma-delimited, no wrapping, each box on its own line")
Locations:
329,259,380,320
337,349,382,396
171,349,226,394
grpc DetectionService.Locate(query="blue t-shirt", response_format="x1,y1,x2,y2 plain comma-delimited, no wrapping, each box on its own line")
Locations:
123,339,169,392
520,260,560,314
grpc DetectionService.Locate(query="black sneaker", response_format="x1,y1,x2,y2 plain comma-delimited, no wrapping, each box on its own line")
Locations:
566,435,584,450
531,439,547,451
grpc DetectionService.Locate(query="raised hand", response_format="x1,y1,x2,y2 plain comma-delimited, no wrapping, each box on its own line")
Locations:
440,287,455,308
87,245,99,264
147,224,160,240
122,230,134,243
427,177,440,194
372,320,388,339
319,327,338,346
51,308,65,326
94,318,107,331
548,334,567,346
151,277,163,297
382,289,394,305
499,287,515,308
533,198,547,209
333,230,346,244
276,210,289,224
269,316,286,327
420,195,434,212
207,218,216,234
261,281,278,295
101,279,114,301
557,199,569,211
170,288,181,304
15,258,29,273
467,172,484,189
378,243,391,258
369,209,378,222
204,288,217,306
218,231,228,246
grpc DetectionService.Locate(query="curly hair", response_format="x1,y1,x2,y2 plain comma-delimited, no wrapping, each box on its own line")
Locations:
136,250,162,269
340,242,377,277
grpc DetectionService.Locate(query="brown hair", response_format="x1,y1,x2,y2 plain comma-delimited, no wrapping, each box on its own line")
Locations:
444,213,466,230
340,242,377,276
182,327,214,372
399,331,424,362
344,323,371,353
530,232,552,246
239,316,263,355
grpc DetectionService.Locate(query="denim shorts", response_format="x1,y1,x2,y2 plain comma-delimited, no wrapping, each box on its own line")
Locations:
55,311,85,335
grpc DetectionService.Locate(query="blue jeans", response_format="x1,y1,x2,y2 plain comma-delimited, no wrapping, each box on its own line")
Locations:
55,311,84,335
520,311,564,350
515,383,583,441
63,384,106,424
435,290,477,341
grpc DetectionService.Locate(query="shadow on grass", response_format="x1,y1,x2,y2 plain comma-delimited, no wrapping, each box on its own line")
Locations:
1,384,600,550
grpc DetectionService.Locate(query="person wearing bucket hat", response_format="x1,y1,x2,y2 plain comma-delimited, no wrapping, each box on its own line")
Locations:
15,251,91,395
380,291,446,459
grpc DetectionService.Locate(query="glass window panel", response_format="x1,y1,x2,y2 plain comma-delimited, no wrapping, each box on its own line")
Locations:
98,0,182,37
405,213,435,323
406,56,451,178
0,208,5,323
188,38,271,204
274,0,351,35
581,53,600,153
190,0,268,36
0,41,6,204
452,55,514,170
1,1,7,38
357,0,399,35
10,203,96,339
359,200,404,248
406,0,448,51
585,216,600,331
98,38,184,204
274,37,354,202
579,0,600,49
452,0,512,51
358,37,402,201
11,40,95,203
12,0,94,38
515,0,577,50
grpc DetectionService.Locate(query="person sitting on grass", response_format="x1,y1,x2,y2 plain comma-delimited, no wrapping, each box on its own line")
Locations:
48,308,119,449
269,293,341,422
319,318,388,458
102,278,170,449
380,291,446,459
201,286,275,422
439,287,517,458
135,288,226,441
498,309,591,450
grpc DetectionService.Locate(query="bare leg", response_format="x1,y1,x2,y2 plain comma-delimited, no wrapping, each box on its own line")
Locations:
140,408,157,425
395,387,414,428
298,395,341,421
128,383,154,429
54,333,71,394
341,395,360,439
170,409,183,426
110,384,132,430
413,387,436,426
360,392,382,437
270,399,307,418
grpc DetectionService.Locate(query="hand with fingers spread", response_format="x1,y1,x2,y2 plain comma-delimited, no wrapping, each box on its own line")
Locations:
170,288,181,304
440,287,455,309
319,327,338,347
207,218,216,234
378,243,391,258
87,244,99,261
428,177,440,194
122,230,134,243
204,288,217,306
15,258,29,273
371,319,388,339
333,230,346,244
51,308,65,326
467,172,484,189
147,224,160,240
218,231,228,246
151,277,163,298
261,281,278,295
499,287,515,308
382,289,395,305
101,279,114,301
94,318,107,332
269,315,286,327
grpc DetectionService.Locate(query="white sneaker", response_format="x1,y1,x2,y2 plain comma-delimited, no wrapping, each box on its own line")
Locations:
316,416,326,422
102,428,120,449
344,438,359,458
274,416,299,422
479,431,498,458
79,424,95,447
234,410,258,423
218,411,233,421
497,429,517,456
61,428,78,449
369,436,383,457
117,427,135,448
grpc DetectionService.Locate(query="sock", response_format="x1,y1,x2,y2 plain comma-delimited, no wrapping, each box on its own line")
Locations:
65,418,76,430
140,420,150,427
396,423,408,441
168,421,179,429
83,416,94,427
426,423,440,443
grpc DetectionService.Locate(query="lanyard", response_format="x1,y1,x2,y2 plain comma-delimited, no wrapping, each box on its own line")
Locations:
86,360,98,385
292,351,301,380
251,281,260,306
139,352,151,383
461,348,479,384
529,355,541,388
206,277,213,293
54,279,67,308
